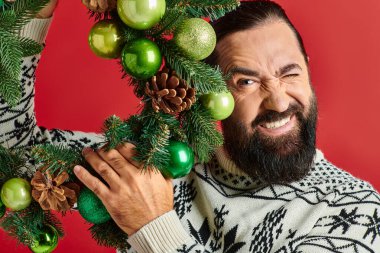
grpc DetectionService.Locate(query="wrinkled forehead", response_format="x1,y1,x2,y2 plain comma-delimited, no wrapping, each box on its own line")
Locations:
215,21,306,73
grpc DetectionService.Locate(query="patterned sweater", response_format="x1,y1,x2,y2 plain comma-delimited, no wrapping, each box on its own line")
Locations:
1,18,380,253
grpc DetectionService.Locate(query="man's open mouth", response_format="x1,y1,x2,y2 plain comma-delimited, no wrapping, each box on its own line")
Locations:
257,114,296,136
260,116,291,129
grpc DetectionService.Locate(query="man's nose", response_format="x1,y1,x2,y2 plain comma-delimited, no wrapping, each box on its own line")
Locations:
261,79,290,112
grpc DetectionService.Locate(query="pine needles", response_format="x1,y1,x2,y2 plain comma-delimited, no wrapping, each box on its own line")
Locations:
89,219,130,249
0,0,49,106
31,144,83,178
0,145,27,183
167,0,240,21
181,103,223,163
1,202,63,246
186,0,240,21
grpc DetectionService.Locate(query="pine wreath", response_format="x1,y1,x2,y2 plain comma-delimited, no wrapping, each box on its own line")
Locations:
0,0,241,250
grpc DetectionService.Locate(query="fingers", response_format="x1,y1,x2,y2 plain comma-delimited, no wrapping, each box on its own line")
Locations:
98,0,108,12
97,146,136,178
82,147,121,187
116,142,141,169
82,0,112,13
115,143,162,177
74,165,109,200
82,0,90,8
85,0,98,11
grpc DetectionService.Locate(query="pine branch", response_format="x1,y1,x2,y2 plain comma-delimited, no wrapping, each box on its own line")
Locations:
0,9,18,29
149,8,188,37
132,107,177,171
181,103,223,163
0,146,27,184
0,202,63,247
126,77,147,98
156,38,228,95
120,27,143,44
8,0,49,32
169,119,187,143
154,109,187,142
31,144,83,178
0,0,50,107
166,0,239,20
43,211,64,237
89,219,130,249
102,115,140,149
0,70,22,107
165,0,182,8
20,37,43,57
135,122,170,172
179,0,240,21
0,1,14,11
0,30,22,79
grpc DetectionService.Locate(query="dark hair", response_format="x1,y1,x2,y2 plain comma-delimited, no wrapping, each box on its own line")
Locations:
205,0,308,66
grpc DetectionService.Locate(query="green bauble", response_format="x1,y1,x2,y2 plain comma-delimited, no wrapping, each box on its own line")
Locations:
0,198,6,218
78,187,111,224
174,18,216,61
1,178,32,211
121,38,162,79
88,20,124,59
29,225,59,253
201,92,235,120
0,0,4,8
117,0,166,30
161,141,194,179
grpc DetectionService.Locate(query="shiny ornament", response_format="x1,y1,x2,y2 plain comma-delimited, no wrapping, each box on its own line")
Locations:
0,0,4,7
201,92,235,120
1,178,32,211
29,225,59,253
174,18,216,61
161,141,194,179
88,20,124,59
77,187,111,224
0,198,5,218
121,38,162,79
117,0,166,30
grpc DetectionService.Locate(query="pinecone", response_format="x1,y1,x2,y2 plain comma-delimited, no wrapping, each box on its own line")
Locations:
31,170,80,212
145,68,196,114
84,0,116,13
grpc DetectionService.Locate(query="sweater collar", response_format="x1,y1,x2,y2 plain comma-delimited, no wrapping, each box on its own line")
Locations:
212,147,324,189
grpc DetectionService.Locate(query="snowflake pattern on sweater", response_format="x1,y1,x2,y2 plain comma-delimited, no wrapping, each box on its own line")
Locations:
1,19,380,253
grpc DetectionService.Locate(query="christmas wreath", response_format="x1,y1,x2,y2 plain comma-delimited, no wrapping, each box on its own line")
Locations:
0,0,240,251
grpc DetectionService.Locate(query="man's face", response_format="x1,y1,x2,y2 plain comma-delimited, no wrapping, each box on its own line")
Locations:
217,20,317,184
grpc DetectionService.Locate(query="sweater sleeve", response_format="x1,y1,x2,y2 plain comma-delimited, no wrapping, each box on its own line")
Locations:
127,210,207,253
0,18,105,151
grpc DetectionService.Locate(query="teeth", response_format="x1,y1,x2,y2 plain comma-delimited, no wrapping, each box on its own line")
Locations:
263,116,291,129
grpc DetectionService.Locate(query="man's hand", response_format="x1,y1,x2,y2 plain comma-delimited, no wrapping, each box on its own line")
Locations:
82,0,116,13
36,0,58,19
73,143,174,236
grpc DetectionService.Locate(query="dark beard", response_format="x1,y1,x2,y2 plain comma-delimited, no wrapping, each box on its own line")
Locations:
221,94,318,185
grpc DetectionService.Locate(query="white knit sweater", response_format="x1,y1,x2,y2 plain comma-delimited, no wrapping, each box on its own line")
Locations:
1,18,380,253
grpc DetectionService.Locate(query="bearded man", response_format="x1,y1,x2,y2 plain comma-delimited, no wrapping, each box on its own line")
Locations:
1,1,379,252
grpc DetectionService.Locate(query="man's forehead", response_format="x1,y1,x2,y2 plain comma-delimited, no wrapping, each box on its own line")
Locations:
215,20,304,70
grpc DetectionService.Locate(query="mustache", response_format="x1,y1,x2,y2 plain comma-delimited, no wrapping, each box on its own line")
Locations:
251,103,305,128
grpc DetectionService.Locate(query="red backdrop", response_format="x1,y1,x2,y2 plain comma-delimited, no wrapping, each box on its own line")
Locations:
1,0,380,252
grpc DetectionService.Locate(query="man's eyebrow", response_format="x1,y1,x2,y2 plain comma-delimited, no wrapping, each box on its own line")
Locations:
229,66,260,78
278,63,302,76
